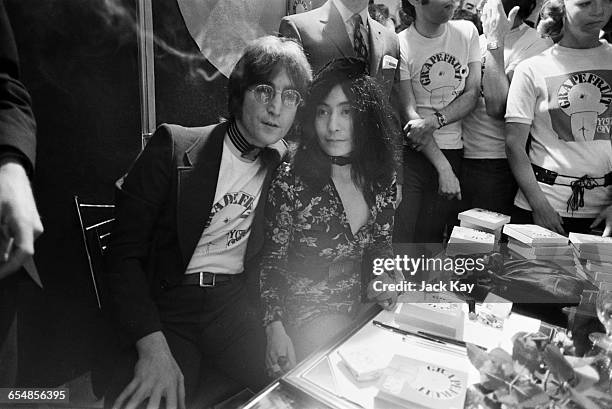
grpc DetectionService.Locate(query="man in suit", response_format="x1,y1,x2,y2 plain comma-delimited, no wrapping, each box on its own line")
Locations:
105,36,312,409
0,0,44,387
279,0,404,197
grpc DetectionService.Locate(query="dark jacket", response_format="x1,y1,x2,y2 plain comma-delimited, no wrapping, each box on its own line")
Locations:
106,122,284,343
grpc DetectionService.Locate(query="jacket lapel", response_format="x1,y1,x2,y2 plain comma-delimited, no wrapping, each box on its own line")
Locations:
322,1,354,59
177,122,227,267
368,16,383,78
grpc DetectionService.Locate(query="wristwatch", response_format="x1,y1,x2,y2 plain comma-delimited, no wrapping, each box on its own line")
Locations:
433,111,447,129
487,40,500,51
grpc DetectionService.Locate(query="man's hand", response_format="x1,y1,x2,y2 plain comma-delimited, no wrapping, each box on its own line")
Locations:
265,321,296,378
113,332,185,409
531,199,566,235
437,167,462,200
591,205,612,237
0,160,43,280
404,116,437,151
481,0,519,44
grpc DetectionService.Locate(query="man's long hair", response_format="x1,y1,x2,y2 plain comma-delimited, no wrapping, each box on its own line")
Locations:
293,58,396,206
228,36,312,120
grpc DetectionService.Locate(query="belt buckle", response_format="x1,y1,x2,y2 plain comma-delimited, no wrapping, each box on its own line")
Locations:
199,272,215,287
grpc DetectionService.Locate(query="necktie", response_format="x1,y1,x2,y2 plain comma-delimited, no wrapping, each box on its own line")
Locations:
352,14,368,67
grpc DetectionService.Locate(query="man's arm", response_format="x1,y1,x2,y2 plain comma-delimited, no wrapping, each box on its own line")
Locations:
106,125,185,409
481,0,520,118
406,60,481,146
398,78,461,199
0,1,43,279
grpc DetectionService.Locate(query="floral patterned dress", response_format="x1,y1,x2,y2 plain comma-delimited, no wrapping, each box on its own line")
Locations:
260,161,397,329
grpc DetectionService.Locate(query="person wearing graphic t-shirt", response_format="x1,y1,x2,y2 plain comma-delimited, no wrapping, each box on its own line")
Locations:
461,0,552,216
104,36,312,409
394,0,481,245
505,0,612,236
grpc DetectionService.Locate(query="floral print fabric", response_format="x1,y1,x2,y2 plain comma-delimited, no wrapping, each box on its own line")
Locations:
260,161,397,328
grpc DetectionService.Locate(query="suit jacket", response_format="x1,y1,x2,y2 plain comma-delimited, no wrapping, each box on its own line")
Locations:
279,0,400,99
106,122,284,343
279,1,404,181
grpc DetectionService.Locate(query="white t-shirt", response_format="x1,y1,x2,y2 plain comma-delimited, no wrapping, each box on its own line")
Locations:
463,24,552,159
506,42,612,217
398,20,480,149
186,136,267,275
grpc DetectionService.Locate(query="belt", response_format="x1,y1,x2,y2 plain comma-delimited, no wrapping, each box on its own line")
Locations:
181,272,237,287
532,164,612,212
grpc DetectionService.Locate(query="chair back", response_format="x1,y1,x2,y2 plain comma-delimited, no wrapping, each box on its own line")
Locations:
74,195,115,309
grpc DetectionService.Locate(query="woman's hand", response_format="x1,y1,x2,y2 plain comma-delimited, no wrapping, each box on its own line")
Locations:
531,199,565,235
367,272,400,310
591,204,612,236
437,167,462,200
265,321,296,378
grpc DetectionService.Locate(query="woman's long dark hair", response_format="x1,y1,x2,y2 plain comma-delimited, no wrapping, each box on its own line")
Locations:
293,58,398,206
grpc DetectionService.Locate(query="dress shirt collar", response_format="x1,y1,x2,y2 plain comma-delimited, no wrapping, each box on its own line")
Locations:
332,0,369,32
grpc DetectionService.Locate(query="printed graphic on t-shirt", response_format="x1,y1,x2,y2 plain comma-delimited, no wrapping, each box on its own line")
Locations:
420,52,469,110
547,70,612,142
202,190,255,252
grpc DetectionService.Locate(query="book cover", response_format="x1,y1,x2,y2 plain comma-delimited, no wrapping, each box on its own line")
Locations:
502,224,568,245
457,208,510,230
376,355,467,409
448,226,495,245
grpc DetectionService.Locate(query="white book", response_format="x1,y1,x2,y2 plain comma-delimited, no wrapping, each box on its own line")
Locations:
577,249,612,264
503,224,568,245
585,259,612,272
458,208,511,230
569,233,612,256
448,226,495,245
507,239,571,256
459,221,502,242
337,347,388,382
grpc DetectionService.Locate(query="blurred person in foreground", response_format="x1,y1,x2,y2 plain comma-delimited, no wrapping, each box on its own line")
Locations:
0,0,43,387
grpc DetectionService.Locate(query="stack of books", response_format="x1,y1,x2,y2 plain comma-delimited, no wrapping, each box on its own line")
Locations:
446,226,496,256
457,208,511,244
376,355,467,409
569,233,612,290
502,224,572,263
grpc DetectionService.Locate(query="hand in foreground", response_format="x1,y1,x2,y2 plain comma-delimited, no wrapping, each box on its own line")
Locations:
404,117,436,151
265,321,296,378
112,332,185,409
437,167,462,200
0,161,43,280
532,199,565,235
481,0,520,44
591,204,612,237
367,272,400,311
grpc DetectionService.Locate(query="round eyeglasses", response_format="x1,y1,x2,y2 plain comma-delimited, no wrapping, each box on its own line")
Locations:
249,84,302,108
